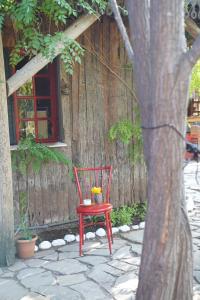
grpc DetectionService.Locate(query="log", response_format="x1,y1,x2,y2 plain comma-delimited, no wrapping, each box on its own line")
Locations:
7,14,99,97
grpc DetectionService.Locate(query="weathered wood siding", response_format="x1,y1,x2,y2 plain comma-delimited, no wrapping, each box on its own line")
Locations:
13,16,146,226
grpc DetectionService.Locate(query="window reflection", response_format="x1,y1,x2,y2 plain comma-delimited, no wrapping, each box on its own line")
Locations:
16,79,33,96
37,99,51,118
18,99,34,118
35,77,50,96
38,120,53,139
19,121,35,139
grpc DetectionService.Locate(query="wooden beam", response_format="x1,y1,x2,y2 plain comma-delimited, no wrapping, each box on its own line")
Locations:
185,17,200,39
7,14,99,97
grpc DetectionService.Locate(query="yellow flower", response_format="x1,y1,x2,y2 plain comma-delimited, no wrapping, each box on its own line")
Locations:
91,187,102,194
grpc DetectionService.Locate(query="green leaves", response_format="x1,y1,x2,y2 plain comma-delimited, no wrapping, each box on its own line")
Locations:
11,134,73,177
39,0,77,25
1,0,107,72
0,14,4,29
14,0,37,28
109,119,135,144
61,38,84,75
190,60,200,96
109,114,143,164
110,203,147,227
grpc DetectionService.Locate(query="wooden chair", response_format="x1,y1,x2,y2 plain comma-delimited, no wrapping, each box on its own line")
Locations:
74,166,113,256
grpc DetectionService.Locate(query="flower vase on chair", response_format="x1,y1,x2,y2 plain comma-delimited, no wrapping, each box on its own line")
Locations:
94,193,103,204
91,187,103,204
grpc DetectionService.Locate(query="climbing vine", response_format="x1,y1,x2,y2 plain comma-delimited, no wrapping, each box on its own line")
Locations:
0,0,108,73
109,108,143,164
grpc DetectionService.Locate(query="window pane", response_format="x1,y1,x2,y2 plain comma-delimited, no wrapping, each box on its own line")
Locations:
38,120,53,139
37,65,49,74
16,79,33,96
35,77,50,96
18,99,34,118
37,99,51,118
19,121,35,139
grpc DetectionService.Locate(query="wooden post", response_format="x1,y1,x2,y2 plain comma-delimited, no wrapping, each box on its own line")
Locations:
0,32,15,267
7,14,99,97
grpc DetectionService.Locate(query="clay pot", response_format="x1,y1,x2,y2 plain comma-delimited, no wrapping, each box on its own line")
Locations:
16,235,37,259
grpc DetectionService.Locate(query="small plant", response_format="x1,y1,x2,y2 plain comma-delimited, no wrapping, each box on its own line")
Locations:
110,202,147,227
111,205,133,226
132,202,147,222
12,134,73,239
18,191,33,240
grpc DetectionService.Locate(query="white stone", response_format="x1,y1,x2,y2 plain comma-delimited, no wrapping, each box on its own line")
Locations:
96,228,106,237
119,225,130,232
39,241,51,250
132,225,139,230
52,239,66,247
139,222,145,229
112,227,119,234
86,232,95,239
64,234,76,243
187,198,195,212
75,234,85,242
34,245,39,252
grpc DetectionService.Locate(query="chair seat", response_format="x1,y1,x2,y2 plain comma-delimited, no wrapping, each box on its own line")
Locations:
77,203,112,214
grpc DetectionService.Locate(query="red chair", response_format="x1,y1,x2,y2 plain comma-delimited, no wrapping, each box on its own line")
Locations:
74,166,113,256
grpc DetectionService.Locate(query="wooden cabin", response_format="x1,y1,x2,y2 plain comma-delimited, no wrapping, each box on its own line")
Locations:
3,16,146,227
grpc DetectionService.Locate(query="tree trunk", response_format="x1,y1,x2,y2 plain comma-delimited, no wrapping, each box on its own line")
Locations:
0,33,15,267
126,1,193,299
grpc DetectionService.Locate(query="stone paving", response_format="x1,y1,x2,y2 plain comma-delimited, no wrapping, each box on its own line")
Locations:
0,162,199,300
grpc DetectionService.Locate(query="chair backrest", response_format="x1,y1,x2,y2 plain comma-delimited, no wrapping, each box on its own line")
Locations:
74,166,112,204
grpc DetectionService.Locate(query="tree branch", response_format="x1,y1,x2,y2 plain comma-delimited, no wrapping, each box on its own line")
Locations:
180,17,200,73
7,14,99,97
185,17,200,40
109,0,134,61
184,31,200,70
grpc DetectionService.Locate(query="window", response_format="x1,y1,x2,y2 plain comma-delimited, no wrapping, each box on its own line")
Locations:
14,59,58,143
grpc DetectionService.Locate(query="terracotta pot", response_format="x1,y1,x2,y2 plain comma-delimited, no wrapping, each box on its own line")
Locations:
16,235,37,259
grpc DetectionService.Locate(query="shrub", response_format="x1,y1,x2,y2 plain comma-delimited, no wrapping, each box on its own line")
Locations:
111,202,147,227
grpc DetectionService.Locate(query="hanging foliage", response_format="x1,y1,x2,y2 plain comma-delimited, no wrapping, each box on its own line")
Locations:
0,0,108,73
109,110,144,164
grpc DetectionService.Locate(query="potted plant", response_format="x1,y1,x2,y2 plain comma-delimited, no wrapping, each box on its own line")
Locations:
12,134,72,259
16,191,38,259
91,186,103,204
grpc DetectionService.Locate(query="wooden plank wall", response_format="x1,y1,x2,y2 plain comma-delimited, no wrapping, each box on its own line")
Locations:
13,16,146,227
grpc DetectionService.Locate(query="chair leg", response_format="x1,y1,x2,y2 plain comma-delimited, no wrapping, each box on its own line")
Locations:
105,212,112,255
82,216,84,245
108,213,113,244
79,214,83,256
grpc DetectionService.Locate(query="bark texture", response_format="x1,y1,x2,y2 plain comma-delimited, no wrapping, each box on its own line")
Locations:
0,33,15,267
126,1,194,299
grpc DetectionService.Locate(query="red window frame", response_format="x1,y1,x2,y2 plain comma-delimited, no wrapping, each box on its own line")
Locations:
14,62,58,143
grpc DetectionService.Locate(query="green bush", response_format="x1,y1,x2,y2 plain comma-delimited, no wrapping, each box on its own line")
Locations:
111,202,147,227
